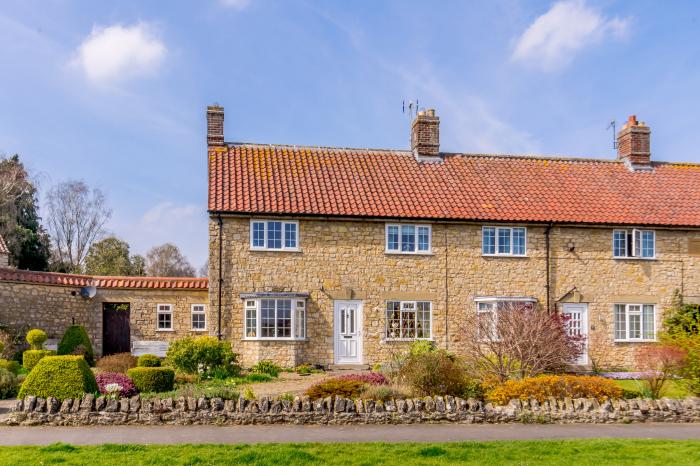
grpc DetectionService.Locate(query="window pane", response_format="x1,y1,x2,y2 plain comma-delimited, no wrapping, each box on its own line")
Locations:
613,231,627,257
400,302,416,338
158,312,171,330
277,299,292,338
497,228,511,254
401,225,416,252
284,223,297,248
295,301,305,339
512,228,526,255
261,299,275,337
267,221,282,249
643,305,655,340
245,305,257,338
614,304,626,340
416,302,431,338
641,231,655,258
252,222,265,248
192,314,205,329
482,228,495,255
629,313,641,339
418,227,430,251
386,301,401,339
387,226,399,251
634,230,642,257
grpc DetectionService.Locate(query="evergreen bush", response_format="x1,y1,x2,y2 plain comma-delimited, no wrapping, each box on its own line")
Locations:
58,325,94,366
18,355,98,401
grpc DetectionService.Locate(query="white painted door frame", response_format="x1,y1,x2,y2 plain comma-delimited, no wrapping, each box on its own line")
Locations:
562,302,588,365
333,300,363,365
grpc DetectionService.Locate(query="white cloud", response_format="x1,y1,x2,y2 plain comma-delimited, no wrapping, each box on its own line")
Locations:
73,23,166,83
218,0,251,10
512,0,628,71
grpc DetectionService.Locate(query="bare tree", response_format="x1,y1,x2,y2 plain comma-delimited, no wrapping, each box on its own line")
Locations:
198,259,209,278
46,181,111,272
458,302,584,383
145,243,195,277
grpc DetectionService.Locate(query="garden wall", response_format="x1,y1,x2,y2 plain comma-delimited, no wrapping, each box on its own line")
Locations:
5,394,700,426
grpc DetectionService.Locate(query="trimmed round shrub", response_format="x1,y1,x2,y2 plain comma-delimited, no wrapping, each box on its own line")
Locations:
166,336,239,377
127,367,175,393
0,368,19,399
96,353,138,374
23,349,56,371
25,329,48,350
251,360,281,377
58,325,94,366
137,354,161,368
95,372,138,398
0,358,20,375
486,375,623,405
18,355,98,401
305,378,365,400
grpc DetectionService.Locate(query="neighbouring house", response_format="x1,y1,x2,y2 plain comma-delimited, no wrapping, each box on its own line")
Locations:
207,106,700,369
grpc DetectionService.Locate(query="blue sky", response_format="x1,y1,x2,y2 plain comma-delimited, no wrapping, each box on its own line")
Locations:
1,0,699,271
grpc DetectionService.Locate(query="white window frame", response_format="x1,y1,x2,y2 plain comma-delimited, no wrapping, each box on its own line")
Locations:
243,298,306,341
250,219,300,251
156,303,173,332
385,224,432,254
474,297,537,341
614,303,656,342
385,300,432,341
612,229,656,259
191,304,207,331
482,226,527,257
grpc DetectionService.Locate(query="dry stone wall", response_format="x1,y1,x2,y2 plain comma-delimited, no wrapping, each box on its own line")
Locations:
5,394,700,426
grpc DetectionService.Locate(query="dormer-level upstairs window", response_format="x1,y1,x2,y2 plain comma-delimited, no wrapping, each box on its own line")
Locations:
250,220,299,251
613,229,655,259
385,224,431,254
482,226,527,256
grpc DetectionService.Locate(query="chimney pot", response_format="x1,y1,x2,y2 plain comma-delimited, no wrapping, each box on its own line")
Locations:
207,105,225,146
411,108,440,160
617,114,651,169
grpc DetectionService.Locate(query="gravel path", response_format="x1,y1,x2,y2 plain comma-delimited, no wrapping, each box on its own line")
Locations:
245,370,362,398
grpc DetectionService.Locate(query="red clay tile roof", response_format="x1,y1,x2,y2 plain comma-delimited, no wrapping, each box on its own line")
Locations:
0,268,208,290
208,143,700,227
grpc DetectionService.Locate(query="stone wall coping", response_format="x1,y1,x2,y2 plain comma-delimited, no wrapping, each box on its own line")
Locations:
5,394,700,426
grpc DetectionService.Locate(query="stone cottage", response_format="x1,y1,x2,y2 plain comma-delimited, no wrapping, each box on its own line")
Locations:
206,106,700,369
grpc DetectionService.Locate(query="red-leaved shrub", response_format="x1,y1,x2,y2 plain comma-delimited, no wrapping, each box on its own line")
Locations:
335,372,388,385
636,344,687,399
95,372,137,398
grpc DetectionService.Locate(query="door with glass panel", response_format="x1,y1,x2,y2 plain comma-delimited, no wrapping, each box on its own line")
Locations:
562,303,588,365
333,300,363,364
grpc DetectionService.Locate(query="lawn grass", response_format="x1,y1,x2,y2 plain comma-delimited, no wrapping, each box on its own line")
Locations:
613,379,692,398
1,440,699,465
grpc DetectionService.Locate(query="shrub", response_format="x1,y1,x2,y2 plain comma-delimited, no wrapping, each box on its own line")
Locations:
409,340,436,356
96,353,138,374
25,329,48,350
0,340,4,355
295,364,313,375
399,350,470,396
23,349,56,371
95,372,138,398
305,378,365,400
243,387,256,400
127,367,175,393
636,344,687,399
137,354,161,368
486,375,623,405
360,384,412,401
166,336,240,378
18,355,98,401
245,373,273,383
58,326,94,366
0,358,20,375
335,372,388,386
0,368,19,399
251,360,281,377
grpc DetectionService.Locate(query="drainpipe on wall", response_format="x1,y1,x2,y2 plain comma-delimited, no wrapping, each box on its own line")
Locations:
545,224,552,314
444,224,449,350
217,215,223,341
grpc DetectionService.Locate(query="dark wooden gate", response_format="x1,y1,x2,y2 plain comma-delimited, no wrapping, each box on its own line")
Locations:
103,303,131,355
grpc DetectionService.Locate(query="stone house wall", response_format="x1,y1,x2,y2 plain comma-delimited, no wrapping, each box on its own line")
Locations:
209,216,700,369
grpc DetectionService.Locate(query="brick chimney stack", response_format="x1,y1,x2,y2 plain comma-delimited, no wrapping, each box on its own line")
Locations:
617,115,651,169
207,105,225,146
411,108,440,160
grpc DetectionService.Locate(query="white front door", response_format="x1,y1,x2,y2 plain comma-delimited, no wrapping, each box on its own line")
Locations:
334,300,363,364
563,303,588,365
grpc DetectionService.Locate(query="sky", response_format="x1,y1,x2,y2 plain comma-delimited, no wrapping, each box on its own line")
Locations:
1,0,700,271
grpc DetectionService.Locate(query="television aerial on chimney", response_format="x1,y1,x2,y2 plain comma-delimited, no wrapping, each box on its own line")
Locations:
606,119,617,150
403,100,420,119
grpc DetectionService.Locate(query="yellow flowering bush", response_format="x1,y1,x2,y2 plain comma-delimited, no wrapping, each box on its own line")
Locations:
486,375,622,405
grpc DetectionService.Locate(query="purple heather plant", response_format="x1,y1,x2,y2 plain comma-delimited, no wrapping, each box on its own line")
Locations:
335,372,388,385
95,372,137,398
599,371,660,380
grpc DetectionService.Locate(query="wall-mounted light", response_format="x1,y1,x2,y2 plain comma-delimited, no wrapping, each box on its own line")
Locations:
567,240,576,252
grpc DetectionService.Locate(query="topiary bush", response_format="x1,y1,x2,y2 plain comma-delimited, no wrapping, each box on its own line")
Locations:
127,367,175,393
137,354,161,367
95,372,138,398
23,349,56,371
25,329,48,350
96,353,138,374
58,325,94,366
0,358,20,375
0,368,19,399
165,336,239,378
18,355,98,401
305,378,365,400
486,375,623,405
251,360,281,377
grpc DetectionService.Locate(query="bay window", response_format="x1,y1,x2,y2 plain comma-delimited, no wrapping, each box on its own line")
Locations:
244,298,306,340
614,304,655,341
385,301,432,340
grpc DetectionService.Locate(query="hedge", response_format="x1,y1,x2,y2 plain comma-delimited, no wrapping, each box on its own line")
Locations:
0,358,20,375
58,325,94,366
127,367,175,393
23,350,56,371
18,355,98,401
137,354,161,367
0,368,18,399
486,375,623,405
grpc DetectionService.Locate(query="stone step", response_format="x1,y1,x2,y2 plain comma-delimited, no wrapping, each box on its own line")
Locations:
327,364,371,371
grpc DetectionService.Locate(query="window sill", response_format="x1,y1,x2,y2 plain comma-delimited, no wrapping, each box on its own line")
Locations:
482,254,529,258
156,329,174,332
382,338,433,343
614,339,657,343
250,248,302,253
242,338,308,342
385,251,433,256
612,257,657,261
191,329,208,332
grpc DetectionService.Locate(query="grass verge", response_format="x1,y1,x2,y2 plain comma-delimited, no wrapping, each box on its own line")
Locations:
613,379,692,398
